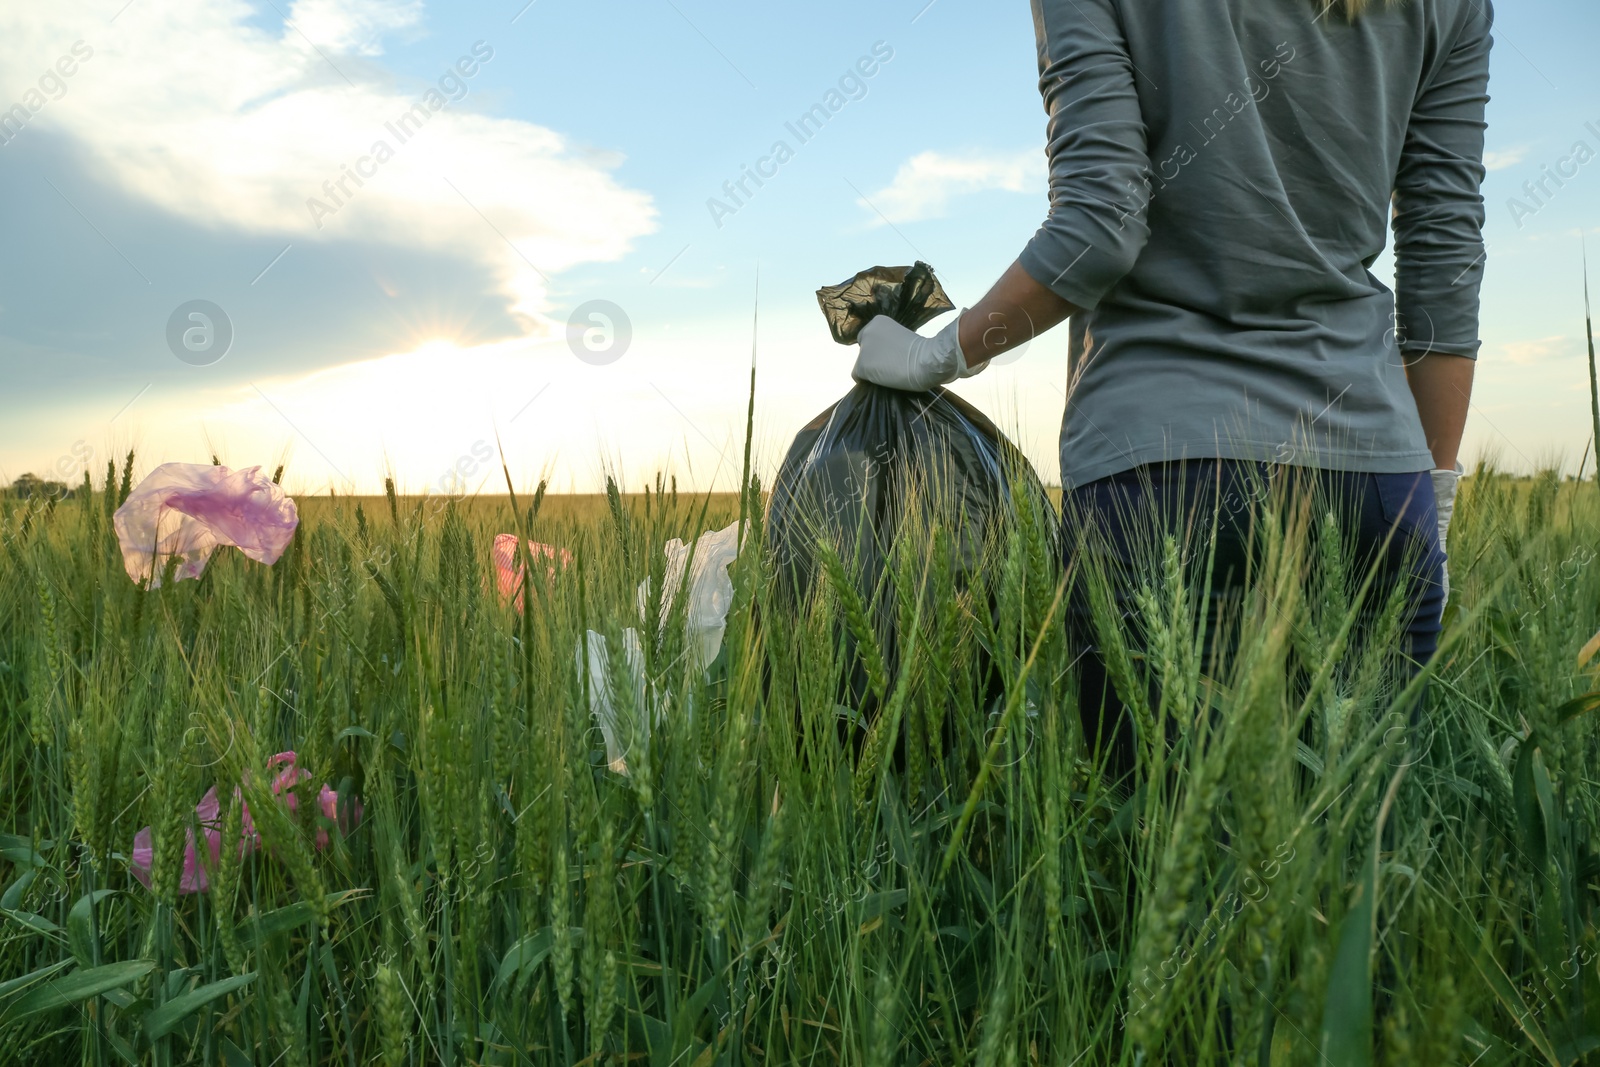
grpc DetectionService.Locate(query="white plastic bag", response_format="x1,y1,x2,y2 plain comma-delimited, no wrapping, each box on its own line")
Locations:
578,628,646,775
579,520,744,776
636,520,743,671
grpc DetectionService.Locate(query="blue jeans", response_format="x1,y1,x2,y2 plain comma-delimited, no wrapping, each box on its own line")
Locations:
1062,460,1446,782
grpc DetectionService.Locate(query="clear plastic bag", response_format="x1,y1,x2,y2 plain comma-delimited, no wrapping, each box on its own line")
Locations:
113,462,298,586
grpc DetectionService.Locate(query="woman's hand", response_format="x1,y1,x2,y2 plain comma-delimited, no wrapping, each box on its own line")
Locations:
1432,463,1463,602
852,258,1084,391
851,313,986,392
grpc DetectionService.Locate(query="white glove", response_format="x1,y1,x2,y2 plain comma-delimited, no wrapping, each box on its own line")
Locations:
1431,463,1463,603
851,312,988,392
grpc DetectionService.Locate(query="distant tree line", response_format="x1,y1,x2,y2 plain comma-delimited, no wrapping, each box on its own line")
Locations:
2,473,77,500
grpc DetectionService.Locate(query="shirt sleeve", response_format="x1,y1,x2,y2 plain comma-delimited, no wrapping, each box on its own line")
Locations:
1392,2,1493,361
1017,0,1153,312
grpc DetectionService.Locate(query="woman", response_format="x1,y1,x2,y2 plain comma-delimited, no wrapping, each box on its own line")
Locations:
851,0,1491,778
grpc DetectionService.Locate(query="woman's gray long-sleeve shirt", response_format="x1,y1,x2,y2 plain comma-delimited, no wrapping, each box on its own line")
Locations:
1018,0,1493,489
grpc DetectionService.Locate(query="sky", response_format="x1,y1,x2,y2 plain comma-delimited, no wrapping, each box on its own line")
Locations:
1,0,1597,496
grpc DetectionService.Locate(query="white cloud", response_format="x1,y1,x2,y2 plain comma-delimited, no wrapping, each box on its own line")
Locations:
861,148,1044,225
1484,145,1530,172
1502,335,1568,365
0,1,655,328
288,0,423,56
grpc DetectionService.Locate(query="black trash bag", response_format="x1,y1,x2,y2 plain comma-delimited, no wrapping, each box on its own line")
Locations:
815,261,955,345
767,262,1055,714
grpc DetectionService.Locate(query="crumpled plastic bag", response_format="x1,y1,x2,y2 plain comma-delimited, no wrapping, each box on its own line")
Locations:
580,520,744,775
113,463,299,587
635,520,743,671
129,751,360,895
578,628,647,774
491,534,573,612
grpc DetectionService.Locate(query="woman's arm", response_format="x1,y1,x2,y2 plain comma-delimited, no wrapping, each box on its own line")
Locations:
957,260,1081,368
853,0,1145,389
1405,352,1474,470
960,0,1148,367
1392,4,1491,455
1392,6,1490,475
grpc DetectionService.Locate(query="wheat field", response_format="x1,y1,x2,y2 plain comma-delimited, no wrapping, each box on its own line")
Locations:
2,456,1598,1065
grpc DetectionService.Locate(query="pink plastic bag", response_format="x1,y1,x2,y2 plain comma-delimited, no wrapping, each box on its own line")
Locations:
491,534,573,611
260,751,357,851
129,785,228,895
129,752,359,895
113,463,299,587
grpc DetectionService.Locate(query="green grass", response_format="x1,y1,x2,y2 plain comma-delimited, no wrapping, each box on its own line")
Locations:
2,456,1599,1065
